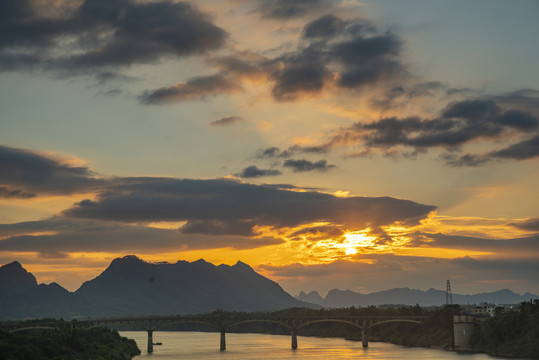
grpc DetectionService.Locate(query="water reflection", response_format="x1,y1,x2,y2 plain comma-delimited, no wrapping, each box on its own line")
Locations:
121,331,514,360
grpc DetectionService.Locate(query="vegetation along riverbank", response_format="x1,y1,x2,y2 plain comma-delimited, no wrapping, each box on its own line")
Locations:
0,326,140,360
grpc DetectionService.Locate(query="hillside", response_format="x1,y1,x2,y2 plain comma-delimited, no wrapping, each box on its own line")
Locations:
0,256,312,320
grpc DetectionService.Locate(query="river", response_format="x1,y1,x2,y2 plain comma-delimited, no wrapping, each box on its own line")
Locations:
120,331,521,360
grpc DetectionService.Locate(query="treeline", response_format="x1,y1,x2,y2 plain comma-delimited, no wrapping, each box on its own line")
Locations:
470,300,539,358
0,326,140,360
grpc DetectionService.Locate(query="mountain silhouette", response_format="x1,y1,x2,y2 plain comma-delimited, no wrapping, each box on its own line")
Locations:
0,256,312,320
297,287,539,307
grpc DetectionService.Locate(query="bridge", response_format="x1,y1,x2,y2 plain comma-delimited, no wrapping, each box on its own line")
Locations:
5,313,427,353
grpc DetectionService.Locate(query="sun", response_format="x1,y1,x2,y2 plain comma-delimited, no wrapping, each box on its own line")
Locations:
340,230,378,256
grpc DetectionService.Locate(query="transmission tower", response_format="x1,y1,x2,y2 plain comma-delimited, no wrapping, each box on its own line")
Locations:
446,280,453,305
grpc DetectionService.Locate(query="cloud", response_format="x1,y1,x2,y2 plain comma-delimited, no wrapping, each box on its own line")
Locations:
0,144,435,235
271,60,332,101
267,14,404,101
195,13,406,104
256,147,292,159
409,232,539,257
63,177,435,230
509,218,539,232
0,186,36,199
289,224,345,241
235,165,282,178
490,134,539,160
139,74,240,104
441,153,492,167
179,219,259,237
129,12,406,104
254,0,332,19
283,159,336,172
290,98,539,166
0,144,104,196
210,116,245,127
302,14,357,39
259,255,539,294
0,218,281,257
210,51,274,80
0,0,227,73
371,82,474,110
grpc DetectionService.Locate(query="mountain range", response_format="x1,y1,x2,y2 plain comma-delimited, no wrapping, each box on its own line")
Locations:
0,255,311,320
2,256,537,321
297,287,539,308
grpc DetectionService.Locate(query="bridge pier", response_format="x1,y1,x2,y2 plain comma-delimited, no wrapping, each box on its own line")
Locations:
291,327,297,350
220,327,226,351
361,329,368,348
147,329,153,354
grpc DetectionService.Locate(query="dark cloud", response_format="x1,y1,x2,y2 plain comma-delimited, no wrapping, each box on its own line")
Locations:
490,134,539,160
269,15,404,101
490,89,539,114
441,153,491,167
409,233,539,256
139,74,240,104
139,13,406,104
371,82,474,110
210,52,274,79
179,219,259,237
259,255,539,294
289,224,345,241
210,116,245,127
0,186,36,199
256,147,292,159
450,257,539,280
260,257,415,279
292,98,539,166
0,0,227,73
302,14,353,39
0,144,104,196
255,0,331,19
0,218,281,256
283,159,336,172
0,144,435,248
271,61,331,101
63,177,435,230
235,165,282,178
509,218,539,232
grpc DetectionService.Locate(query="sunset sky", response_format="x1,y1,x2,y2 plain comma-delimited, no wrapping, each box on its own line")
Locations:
1,0,538,297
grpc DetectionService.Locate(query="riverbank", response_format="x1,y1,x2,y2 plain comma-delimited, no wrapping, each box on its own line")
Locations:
0,327,140,359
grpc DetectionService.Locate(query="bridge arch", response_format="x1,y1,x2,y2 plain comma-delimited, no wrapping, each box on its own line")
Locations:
229,319,291,330
152,319,214,331
297,319,363,331
367,319,422,330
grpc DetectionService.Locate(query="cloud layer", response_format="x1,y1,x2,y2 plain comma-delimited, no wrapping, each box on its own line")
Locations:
0,0,226,74
282,97,539,166
0,143,435,255
0,145,104,197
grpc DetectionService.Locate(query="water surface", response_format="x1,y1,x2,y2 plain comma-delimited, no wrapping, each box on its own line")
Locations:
121,331,518,360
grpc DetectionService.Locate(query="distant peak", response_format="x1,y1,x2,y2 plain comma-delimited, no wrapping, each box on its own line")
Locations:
193,258,216,266
109,255,146,268
1,261,23,270
120,255,143,262
233,260,253,270
0,260,38,288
